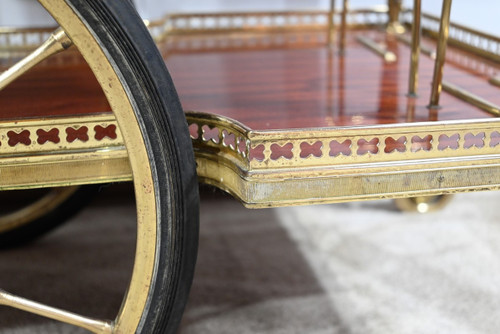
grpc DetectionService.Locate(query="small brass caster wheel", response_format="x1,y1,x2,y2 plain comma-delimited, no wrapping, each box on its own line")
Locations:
394,194,453,213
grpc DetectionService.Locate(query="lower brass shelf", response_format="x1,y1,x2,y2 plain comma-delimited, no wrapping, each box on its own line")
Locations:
1,113,500,208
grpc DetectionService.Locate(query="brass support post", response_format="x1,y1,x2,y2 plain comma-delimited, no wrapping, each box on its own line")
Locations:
328,0,336,46
396,34,436,59
428,0,452,109
387,0,405,34
339,0,349,53
408,0,422,96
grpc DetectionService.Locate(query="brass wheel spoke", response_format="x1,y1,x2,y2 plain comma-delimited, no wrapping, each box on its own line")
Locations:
0,27,72,91
0,289,113,334
0,187,79,233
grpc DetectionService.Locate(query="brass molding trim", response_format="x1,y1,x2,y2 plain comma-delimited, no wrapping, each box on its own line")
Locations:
0,149,131,190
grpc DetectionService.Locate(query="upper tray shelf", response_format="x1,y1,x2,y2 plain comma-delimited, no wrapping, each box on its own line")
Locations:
165,29,499,130
1,7,499,128
155,9,500,130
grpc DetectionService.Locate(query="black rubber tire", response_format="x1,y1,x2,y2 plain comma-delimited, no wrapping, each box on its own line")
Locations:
0,185,101,249
54,1,199,333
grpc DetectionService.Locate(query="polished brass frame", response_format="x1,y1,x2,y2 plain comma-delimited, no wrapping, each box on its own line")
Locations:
0,28,72,91
356,35,397,62
0,289,112,333
3,111,500,209
408,0,421,96
2,7,500,209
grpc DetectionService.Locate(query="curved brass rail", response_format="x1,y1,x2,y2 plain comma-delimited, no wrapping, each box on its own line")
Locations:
186,112,500,208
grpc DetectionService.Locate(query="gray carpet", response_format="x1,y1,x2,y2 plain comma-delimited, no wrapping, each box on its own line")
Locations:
1,185,499,333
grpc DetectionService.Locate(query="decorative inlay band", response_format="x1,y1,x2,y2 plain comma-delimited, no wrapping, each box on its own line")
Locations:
0,114,122,157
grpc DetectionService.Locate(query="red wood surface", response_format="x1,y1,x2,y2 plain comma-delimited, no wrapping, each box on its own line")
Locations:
165,30,500,130
1,30,499,130
0,50,110,121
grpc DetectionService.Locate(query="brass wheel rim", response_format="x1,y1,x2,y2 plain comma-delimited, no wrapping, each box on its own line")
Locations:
39,2,159,332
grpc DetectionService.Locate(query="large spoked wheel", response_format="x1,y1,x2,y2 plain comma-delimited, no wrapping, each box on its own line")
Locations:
0,1,199,333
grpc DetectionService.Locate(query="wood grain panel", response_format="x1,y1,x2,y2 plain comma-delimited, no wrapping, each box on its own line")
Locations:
0,51,110,120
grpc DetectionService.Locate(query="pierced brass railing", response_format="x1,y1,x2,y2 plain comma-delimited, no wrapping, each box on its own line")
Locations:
402,10,500,64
